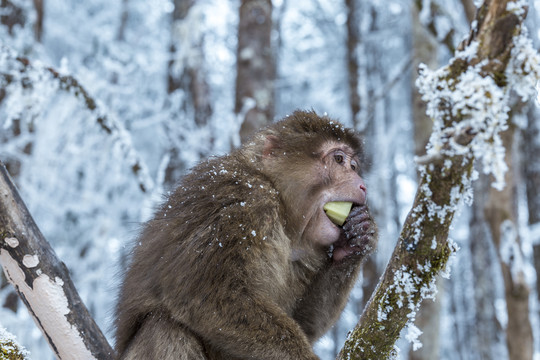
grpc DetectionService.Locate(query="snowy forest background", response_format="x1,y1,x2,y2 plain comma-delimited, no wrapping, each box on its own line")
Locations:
1,0,540,359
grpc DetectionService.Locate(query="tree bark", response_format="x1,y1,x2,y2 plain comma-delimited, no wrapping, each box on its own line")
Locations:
32,0,43,42
168,0,212,127
0,163,114,360
469,173,505,359
337,1,534,358
345,0,360,128
235,0,275,144
484,126,533,360
461,0,477,24
523,107,540,307
409,4,441,359
164,0,213,188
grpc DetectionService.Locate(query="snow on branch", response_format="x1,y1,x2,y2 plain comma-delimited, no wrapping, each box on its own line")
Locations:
337,1,540,358
0,45,154,193
0,163,114,360
0,327,30,359
416,6,540,190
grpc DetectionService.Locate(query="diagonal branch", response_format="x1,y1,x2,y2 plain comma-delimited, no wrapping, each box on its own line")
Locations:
0,162,114,360
337,0,540,358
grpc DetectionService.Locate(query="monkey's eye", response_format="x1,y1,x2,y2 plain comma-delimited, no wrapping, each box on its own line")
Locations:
351,160,358,171
334,153,344,164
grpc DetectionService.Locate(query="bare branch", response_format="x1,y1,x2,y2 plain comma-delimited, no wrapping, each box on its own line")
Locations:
0,162,114,360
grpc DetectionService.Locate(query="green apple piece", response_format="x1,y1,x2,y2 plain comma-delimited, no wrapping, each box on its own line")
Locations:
323,201,353,226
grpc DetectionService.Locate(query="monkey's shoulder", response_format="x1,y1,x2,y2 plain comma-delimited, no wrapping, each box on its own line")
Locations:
170,155,278,208
153,155,282,238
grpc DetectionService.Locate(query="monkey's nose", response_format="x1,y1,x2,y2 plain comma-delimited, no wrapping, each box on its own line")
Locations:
358,181,367,204
359,183,367,194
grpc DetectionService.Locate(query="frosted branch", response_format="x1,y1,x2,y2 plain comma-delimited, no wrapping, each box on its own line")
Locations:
0,45,154,193
337,1,540,358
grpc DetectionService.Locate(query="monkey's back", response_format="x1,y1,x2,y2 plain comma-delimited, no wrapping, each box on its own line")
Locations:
114,152,293,355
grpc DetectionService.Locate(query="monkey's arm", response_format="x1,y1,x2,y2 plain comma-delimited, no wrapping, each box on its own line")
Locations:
293,205,378,342
162,204,320,360
292,257,362,342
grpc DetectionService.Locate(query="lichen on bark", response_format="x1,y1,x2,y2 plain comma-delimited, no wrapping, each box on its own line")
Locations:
0,327,29,360
336,1,540,358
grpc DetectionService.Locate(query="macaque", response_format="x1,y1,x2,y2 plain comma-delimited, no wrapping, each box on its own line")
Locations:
115,110,378,359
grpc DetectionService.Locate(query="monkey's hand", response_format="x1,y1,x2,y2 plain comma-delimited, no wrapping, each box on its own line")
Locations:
332,204,377,262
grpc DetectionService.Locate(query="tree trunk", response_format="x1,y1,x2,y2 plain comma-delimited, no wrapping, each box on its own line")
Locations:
411,1,438,158
345,0,360,128
484,126,533,360
164,0,213,187
409,3,441,359
470,172,505,359
523,107,540,308
0,0,25,35
32,0,43,42
0,163,114,360
168,0,212,127
337,0,536,357
116,0,129,41
235,0,275,144
460,0,477,24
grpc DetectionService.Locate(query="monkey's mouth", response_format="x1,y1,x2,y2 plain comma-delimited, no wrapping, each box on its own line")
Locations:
331,204,372,261
323,201,354,227
324,201,365,226
316,202,363,248
331,203,367,236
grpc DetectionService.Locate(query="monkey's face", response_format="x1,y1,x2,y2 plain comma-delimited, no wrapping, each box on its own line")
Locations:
286,142,367,249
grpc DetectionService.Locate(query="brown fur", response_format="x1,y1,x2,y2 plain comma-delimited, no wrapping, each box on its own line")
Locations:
115,110,378,359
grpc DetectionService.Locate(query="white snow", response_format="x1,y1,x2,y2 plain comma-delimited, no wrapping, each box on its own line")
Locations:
416,23,540,192
0,326,30,359
22,254,40,268
0,249,95,360
405,323,423,351
5,237,20,248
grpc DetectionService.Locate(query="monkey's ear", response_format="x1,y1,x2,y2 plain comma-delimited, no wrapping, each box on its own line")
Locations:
262,135,281,158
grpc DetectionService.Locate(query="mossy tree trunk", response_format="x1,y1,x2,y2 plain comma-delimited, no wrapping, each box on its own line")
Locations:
337,0,536,358
408,2,441,359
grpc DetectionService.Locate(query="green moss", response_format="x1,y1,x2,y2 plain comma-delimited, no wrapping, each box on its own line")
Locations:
0,340,26,360
447,57,468,83
492,70,508,87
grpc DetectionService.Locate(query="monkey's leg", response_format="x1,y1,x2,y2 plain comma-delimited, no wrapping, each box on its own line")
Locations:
120,313,208,360
180,294,319,360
